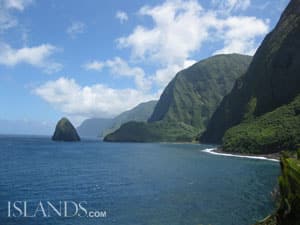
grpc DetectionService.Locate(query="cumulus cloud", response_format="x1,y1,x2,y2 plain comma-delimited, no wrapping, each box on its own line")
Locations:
116,11,128,23
66,21,86,39
116,0,213,87
0,0,33,31
105,57,151,90
214,16,269,55
3,0,33,11
118,0,208,65
117,0,269,87
0,43,62,73
0,1,62,73
34,77,157,118
83,60,104,71
84,57,151,90
153,59,196,86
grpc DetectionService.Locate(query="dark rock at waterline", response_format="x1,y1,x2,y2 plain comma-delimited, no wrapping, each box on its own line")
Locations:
52,117,80,142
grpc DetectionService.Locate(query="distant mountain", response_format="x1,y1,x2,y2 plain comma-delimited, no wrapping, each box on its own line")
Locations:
52,117,80,142
77,118,113,139
104,100,157,136
201,0,300,154
77,100,157,138
104,54,252,142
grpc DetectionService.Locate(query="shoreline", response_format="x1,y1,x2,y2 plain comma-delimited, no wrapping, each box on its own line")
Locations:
202,148,280,162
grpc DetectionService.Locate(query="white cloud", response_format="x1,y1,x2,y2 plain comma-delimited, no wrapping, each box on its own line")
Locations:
212,0,251,13
116,0,268,88
34,77,157,118
0,0,62,74
105,57,150,90
83,60,104,71
0,43,62,73
3,0,33,11
116,11,128,23
66,21,86,39
84,57,151,90
116,0,213,88
0,0,33,31
0,9,17,30
214,16,269,55
117,0,208,65
153,59,196,86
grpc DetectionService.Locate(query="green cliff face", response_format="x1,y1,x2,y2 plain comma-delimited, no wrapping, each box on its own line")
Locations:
148,54,252,129
104,54,252,142
255,150,300,225
52,117,80,142
201,0,300,152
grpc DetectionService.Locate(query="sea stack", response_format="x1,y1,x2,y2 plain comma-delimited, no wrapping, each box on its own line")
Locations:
52,117,80,142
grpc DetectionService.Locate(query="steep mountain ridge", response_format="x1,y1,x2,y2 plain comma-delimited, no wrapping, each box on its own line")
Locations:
149,54,252,130
201,0,300,147
105,54,252,142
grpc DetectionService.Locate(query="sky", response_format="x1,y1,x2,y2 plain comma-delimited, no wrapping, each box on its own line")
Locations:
0,0,289,135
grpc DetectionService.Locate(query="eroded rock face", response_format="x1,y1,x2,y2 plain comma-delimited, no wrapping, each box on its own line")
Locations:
104,54,252,143
52,117,80,142
201,0,300,150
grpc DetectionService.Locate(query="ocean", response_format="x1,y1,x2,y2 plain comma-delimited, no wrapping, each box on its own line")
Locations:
0,135,280,225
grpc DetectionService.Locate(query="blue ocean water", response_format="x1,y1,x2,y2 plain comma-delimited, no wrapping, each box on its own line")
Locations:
0,135,280,225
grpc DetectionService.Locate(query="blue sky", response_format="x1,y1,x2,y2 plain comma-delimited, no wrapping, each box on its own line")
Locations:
0,0,289,134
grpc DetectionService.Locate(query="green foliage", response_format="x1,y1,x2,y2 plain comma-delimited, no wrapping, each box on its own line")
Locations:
102,100,158,137
105,54,251,142
222,95,300,154
201,0,300,145
104,121,198,142
276,155,300,225
254,152,300,225
52,117,80,142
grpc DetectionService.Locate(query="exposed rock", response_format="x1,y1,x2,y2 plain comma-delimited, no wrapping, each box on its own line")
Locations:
52,117,80,142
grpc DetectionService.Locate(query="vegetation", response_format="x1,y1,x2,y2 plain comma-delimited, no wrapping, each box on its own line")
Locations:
201,0,300,153
105,54,252,142
222,95,300,154
104,121,198,142
104,100,157,136
255,148,300,225
52,117,80,142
